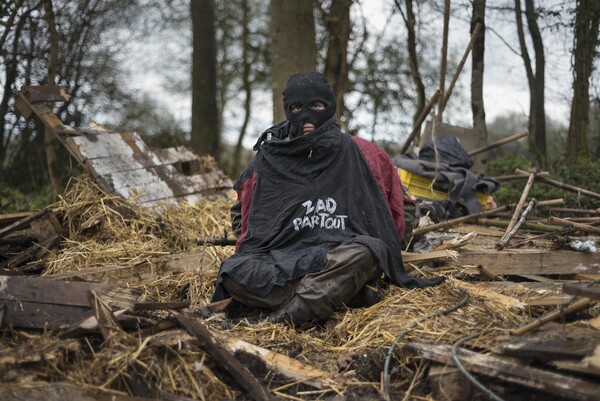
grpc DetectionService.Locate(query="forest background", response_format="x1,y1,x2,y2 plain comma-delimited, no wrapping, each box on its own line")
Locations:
1,0,599,212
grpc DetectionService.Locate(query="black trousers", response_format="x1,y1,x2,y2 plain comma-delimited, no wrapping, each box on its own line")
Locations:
222,243,381,318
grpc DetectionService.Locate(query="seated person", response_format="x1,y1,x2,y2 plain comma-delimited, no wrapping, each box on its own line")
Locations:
211,72,443,326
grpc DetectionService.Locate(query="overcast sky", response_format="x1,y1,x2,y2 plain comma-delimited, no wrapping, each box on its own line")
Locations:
122,1,577,148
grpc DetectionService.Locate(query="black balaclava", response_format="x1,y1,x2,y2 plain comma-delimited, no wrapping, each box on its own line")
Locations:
282,72,337,138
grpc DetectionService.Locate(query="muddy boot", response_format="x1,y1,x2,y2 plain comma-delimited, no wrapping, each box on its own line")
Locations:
268,296,319,327
346,279,383,308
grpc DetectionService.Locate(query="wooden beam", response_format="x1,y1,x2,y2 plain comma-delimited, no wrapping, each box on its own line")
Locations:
512,297,594,336
226,338,347,390
449,278,525,310
496,324,600,360
176,314,278,401
456,249,600,275
467,131,528,157
413,205,510,236
404,342,600,401
0,209,50,239
563,283,600,300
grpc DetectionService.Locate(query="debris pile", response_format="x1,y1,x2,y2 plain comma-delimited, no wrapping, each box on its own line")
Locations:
1,172,599,401
1,85,598,400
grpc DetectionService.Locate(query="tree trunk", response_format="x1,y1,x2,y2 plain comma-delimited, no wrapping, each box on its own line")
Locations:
191,0,220,162
396,0,426,134
471,0,487,174
233,0,251,176
436,0,451,123
566,0,600,165
524,0,546,165
323,0,352,131
515,0,545,166
43,0,61,196
270,0,317,124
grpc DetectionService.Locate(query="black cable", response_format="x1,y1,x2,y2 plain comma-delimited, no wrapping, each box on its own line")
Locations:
451,331,505,401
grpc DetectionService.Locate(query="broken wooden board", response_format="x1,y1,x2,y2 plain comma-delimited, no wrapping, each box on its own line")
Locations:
404,341,600,401
146,328,347,391
15,86,234,208
563,282,600,300
0,211,34,229
45,251,219,286
65,131,233,206
0,276,141,329
473,281,572,306
176,314,277,401
449,277,525,310
226,338,350,390
455,249,600,275
494,323,600,361
0,382,160,401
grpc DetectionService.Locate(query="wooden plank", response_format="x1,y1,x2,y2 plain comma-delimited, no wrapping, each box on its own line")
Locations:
0,382,158,401
449,278,525,309
21,85,71,103
456,249,600,275
0,234,59,269
0,208,50,239
0,211,34,228
176,314,278,401
152,146,200,166
0,300,93,329
227,338,349,390
404,342,600,401
0,276,140,308
563,282,600,300
495,324,600,360
84,147,202,177
69,131,150,161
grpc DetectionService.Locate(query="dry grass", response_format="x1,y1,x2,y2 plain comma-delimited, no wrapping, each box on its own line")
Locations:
1,175,590,400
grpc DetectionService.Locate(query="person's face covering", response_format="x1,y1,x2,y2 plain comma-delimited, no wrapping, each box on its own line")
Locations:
283,72,337,136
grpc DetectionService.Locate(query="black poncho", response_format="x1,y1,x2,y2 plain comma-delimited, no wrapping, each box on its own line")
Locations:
212,120,443,301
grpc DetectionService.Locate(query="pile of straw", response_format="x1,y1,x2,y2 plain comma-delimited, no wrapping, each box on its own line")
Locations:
1,175,581,400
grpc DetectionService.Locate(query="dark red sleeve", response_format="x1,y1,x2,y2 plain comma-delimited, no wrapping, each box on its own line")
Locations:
352,136,406,241
235,172,257,249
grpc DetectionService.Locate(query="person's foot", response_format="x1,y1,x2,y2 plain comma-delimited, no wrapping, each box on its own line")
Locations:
346,280,383,308
268,296,318,327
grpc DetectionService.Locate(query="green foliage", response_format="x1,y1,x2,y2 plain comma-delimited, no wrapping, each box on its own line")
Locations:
488,154,600,210
0,185,55,213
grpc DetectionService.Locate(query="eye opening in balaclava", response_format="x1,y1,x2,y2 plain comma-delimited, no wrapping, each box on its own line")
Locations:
282,72,337,138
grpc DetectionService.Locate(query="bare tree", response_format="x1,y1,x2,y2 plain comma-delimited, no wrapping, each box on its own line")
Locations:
515,0,546,166
191,0,220,161
321,0,352,129
471,0,487,171
270,0,317,123
566,0,600,164
395,0,426,131
232,0,252,175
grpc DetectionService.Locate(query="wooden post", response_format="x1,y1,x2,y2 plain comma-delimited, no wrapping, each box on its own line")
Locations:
496,198,537,249
412,205,510,236
546,216,600,234
512,297,593,336
467,131,528,157
504,171,535,235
